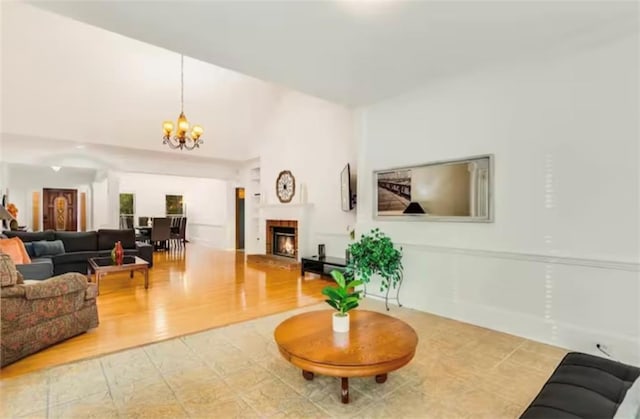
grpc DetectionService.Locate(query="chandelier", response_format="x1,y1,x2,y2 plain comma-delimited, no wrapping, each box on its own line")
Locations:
162,55,204,150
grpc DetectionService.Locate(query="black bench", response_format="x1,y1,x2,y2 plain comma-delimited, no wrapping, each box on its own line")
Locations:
521,352,640,419
301,256,347,278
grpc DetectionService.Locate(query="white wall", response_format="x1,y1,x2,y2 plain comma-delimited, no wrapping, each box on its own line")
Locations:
357,34,640,364
0,162,9,205
257,91,356,257
92,177,108,229
241,159,261,254
117,172,232,248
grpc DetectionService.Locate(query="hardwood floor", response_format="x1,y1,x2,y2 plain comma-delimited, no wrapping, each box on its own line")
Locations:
0,244,328,379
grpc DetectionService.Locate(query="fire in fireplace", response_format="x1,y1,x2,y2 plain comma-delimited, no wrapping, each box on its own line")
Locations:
273,226,296,258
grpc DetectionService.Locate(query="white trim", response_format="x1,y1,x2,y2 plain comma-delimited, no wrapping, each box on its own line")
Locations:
314,232,349,238
398,242,639,272
188,222,225,227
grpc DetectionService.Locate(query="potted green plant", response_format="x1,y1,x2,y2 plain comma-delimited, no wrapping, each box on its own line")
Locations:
322,270,363,333
346,228,403,299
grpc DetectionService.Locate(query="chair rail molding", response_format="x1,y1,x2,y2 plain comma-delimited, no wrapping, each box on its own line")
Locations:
397,242,639,272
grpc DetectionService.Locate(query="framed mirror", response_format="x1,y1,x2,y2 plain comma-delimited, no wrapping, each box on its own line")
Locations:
374,155,493,222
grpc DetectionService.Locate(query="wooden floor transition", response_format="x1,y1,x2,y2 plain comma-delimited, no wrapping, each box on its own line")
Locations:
0,244,328,379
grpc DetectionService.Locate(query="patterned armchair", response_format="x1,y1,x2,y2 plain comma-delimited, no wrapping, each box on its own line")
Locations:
0,253,99,367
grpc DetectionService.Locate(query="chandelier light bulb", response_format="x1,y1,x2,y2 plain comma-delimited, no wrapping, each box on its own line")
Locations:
192,125,204,140
163,120,174,136
177,112,190,135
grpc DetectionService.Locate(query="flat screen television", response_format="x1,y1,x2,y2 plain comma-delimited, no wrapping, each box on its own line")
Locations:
341,163,354,211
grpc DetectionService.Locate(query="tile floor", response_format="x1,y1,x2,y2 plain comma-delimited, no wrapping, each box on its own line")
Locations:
0,299,567,418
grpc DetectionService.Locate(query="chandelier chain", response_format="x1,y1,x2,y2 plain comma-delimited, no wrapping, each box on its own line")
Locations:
180,55,184,113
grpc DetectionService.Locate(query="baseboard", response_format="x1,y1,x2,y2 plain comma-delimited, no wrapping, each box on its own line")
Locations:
389,294,640,366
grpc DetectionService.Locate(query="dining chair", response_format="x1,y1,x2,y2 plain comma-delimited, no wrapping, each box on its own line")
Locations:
170,217,187,248
150,217,171,251
120,215,134,230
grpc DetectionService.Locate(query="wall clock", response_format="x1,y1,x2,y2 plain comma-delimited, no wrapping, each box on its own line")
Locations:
276,170,296,203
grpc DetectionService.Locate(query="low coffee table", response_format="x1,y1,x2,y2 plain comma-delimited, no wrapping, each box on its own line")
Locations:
274,310,418,403
88,255,149,294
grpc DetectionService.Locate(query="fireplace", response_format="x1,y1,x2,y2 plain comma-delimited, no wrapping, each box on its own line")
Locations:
273,227,295,258
266,220,298,259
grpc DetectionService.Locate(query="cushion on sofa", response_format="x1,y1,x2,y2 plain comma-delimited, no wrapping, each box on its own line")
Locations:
521,353,640,419
15,258,54,281
32,240,65,257
2,230,55,242
0,237,31,264
98,229,136,250
52,251,98,265
0,252,18,287
23,242,36,258
54,231,98,252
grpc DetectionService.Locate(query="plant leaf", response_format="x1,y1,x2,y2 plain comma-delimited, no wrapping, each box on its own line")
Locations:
344,301,359,312
325,299,339,311
346,279,363,289
331,270,346,288
322,287,343,302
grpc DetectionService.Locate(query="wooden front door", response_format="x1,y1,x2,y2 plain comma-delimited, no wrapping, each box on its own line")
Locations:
43,188,78,231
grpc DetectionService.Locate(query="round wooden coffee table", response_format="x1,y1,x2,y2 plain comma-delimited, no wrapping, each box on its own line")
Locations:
274,310,418,403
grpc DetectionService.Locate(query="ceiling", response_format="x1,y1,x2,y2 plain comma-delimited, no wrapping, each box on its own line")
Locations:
1,2,287,161
30,0,638,106
2,1,636,166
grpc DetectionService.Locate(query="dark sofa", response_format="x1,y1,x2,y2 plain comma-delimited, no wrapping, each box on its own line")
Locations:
2,229,153,279
521,352,640,418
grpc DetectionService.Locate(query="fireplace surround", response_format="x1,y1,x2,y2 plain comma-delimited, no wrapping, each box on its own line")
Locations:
266,220,298,259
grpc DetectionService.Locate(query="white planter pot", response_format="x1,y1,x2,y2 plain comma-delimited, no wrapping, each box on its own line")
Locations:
332,312,350,333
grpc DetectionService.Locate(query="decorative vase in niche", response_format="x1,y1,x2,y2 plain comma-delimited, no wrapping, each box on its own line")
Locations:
332,312,349,333
345,248,351,262
318,244,326,259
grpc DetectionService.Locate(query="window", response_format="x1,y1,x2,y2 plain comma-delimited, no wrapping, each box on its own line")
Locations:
165,195,184,215
119,193,135,229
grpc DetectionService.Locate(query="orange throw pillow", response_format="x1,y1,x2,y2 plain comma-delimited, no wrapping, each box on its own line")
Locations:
14,237,31,264
0,237,31,265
